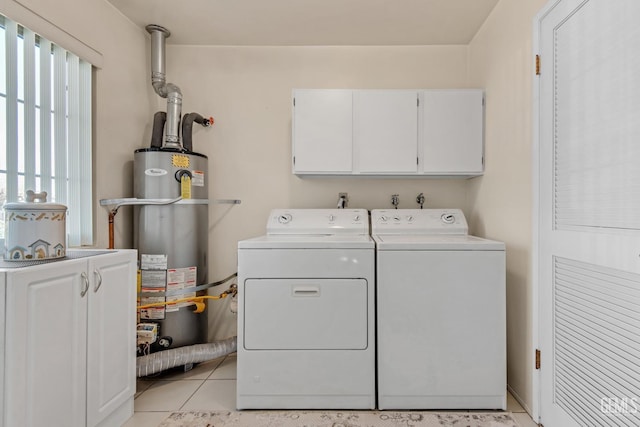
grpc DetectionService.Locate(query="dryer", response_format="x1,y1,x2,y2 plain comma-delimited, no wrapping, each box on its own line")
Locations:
372,209,506,410
237,209,375,409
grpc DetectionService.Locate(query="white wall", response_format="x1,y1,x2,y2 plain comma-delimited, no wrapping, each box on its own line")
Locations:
164,45,472,339
466,0,548,414
1,0,150,249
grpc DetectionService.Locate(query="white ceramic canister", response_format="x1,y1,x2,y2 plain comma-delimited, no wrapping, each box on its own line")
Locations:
4,190,67,261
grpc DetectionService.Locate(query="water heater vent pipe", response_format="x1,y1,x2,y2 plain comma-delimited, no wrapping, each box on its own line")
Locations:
146,24,182,149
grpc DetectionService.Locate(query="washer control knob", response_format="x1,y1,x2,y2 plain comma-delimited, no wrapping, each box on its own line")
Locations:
393,215,401,221
441,213,456,224
406,215,413,222
278,214,292,224
354,215,360,221
380,215,388,222
328,214,335,222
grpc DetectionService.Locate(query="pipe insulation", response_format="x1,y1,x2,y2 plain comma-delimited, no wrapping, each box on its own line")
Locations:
146,24,182,149
137,336,237,377
182,112,213,152
150,111,166,148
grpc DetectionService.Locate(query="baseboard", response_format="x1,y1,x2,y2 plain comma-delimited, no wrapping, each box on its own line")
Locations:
507,383,532,416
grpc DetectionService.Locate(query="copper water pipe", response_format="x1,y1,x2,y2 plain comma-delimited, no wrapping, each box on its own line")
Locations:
108,209,117,249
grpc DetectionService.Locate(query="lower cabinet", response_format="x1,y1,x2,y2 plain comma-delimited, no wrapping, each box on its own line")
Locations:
0,250,137,427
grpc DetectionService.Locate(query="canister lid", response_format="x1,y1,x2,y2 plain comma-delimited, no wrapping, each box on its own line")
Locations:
4,190,67,211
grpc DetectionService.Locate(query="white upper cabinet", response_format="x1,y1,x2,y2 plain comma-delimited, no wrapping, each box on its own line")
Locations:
421,89,484,175
292,89,353,174
292,89,484,177
353,90,419,174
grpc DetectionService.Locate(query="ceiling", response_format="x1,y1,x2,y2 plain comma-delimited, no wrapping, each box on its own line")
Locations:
107,0,499,46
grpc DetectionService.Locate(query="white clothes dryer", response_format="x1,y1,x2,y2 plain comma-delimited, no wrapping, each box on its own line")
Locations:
372,209,506,410
237,209,375,409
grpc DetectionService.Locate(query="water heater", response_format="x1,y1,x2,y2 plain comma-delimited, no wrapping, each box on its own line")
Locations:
134,25,212,350
134,149,209,349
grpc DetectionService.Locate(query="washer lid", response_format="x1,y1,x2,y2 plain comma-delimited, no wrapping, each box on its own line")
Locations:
239,234,375,249
373,234,504,250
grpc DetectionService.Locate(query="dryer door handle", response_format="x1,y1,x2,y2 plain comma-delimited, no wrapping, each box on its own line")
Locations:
292,286,321,297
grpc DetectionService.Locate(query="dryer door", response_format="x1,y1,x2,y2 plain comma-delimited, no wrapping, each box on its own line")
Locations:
244,278,368,350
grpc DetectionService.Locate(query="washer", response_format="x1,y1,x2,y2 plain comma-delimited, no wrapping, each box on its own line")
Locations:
237,209,375,409
372,209,506,410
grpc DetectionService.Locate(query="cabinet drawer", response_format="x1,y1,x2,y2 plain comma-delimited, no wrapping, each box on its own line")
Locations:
243,279,368,350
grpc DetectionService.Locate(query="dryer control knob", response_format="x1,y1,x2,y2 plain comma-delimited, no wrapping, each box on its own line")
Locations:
354,215,360,221
278,214,292,224
328,214,335,222
406,215,413,222
441,213,456,224
380,215,388,222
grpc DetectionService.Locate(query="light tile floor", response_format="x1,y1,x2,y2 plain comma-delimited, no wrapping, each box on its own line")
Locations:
125,354,539,427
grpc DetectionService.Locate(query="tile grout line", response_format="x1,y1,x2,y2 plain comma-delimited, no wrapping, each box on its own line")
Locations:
177,357,231,411
204,357,227,380
178,378,209,412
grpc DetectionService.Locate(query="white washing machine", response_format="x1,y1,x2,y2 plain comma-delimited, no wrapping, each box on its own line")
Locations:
372,209,506,410
237,209,375,409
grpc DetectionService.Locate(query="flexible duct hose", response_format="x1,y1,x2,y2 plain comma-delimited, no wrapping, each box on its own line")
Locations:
137,336,237,377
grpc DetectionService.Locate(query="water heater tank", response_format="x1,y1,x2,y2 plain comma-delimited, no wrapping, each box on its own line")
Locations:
133,148,208,349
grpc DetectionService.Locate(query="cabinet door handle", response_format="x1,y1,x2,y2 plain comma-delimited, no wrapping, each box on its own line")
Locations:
80,272,90,297
94,269,103,293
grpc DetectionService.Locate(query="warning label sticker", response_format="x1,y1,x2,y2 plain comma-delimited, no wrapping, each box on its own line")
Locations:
141,270,167,288
192,170,205,187
166,266,198,311
139,254,169,320
141,254,168,270
140,289,165,320
137,258,198,318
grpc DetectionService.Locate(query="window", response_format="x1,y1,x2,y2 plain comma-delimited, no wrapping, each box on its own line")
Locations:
1,15,92,246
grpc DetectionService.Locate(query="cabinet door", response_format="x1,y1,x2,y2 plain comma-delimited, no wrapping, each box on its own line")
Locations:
4,260,87,427
292,89,353,174
354,90,418,174
86,251,136,427
422,89,484,174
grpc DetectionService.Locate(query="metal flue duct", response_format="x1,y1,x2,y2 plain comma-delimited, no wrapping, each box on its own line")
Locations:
146,24,182,149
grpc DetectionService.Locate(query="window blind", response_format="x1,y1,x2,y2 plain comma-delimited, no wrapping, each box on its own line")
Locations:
1,15,93,246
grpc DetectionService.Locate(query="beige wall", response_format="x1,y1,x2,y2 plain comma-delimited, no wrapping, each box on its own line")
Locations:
467,0,547,413
164,45,473,339
2,0,150,249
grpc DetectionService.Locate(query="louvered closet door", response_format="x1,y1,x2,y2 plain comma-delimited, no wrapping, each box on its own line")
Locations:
538,1,640,426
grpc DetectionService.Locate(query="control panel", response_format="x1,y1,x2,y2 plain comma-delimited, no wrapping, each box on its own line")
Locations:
267,209,369,235
371,209,468,235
